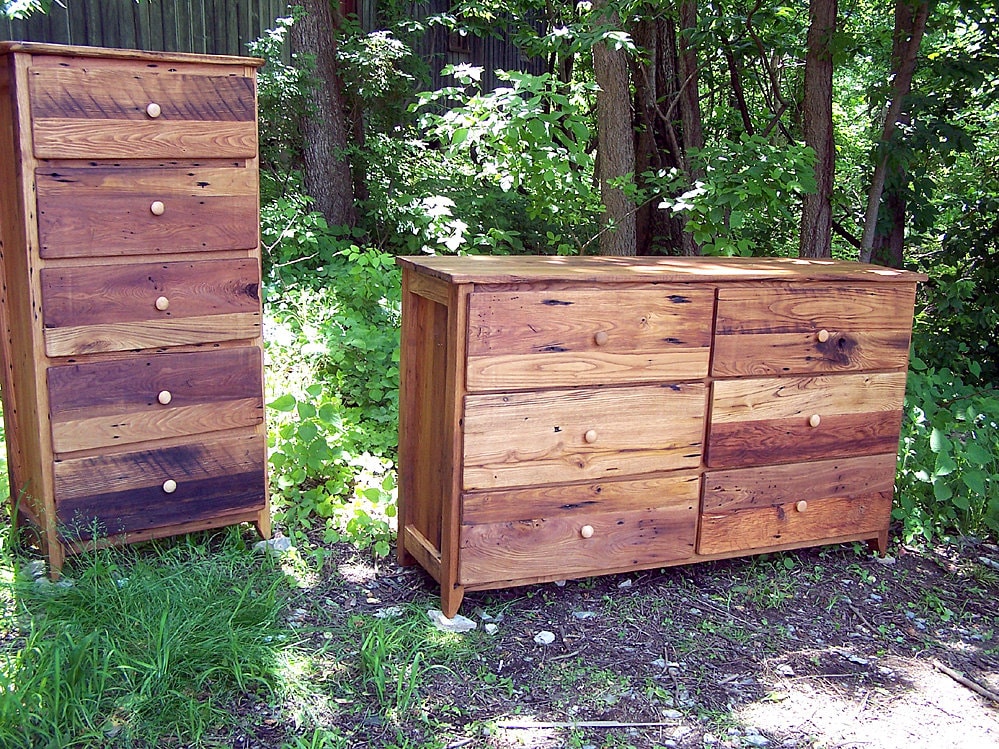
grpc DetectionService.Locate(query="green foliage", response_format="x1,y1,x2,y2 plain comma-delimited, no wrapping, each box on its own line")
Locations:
651,135,817,256
0,537,292,747
897,359,999,543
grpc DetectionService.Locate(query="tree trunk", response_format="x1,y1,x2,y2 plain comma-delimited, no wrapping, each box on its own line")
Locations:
859,0,929,263
799,0,837,259
290,0,355,227
677,0,703,256
593,0,637,256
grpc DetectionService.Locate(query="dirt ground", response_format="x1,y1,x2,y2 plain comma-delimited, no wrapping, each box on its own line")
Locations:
299,535,999,749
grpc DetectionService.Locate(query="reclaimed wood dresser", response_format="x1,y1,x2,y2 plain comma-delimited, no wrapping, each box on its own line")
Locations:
397,255,925,616
0,42,270,572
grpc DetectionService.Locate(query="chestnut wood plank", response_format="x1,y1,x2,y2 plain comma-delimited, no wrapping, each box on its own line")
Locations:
54,432,265,541
399,255,927,285
28,67,255,121
712,330,913,377
466,288,712,390
47,347,263,453
32,120,257,160
460,494,698,586
714,284,918,334
36,167,257,257
702,454,898,512
698,491,892,555
463,384,705,490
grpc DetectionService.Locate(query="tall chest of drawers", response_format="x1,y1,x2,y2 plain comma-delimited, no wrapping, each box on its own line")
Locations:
397,255,925,617
0,42,270,572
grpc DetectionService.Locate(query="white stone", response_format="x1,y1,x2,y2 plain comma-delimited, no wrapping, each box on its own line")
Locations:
427,609,477,633
533,630,556,645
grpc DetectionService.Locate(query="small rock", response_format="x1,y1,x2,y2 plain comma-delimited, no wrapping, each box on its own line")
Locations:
744,734,769,747
475,607,503,622
254,535,293,556
868,593,883,602
618,579,633,589
554,580,567,587
703,732,719,745
689,608,702,616
662,709,683,720
533,630,556,645
373,606,403,619
572,610,599,620
875,555,896,565
652,657,668,669
774,663,795,677
427,609,477,633
484,623,499,635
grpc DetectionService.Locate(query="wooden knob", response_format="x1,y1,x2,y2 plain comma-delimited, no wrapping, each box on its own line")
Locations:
584,429,598,444
817,329,830,343
145,102,162,118
594,331,609,346
157,390,173,405
150,200,165,216
162,479,177,494
796,500,808,513
580,525,594,539
808,413,821,428
154,296,170,311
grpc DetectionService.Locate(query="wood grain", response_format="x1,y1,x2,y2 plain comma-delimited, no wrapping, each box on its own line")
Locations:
36,167,258,257
701,454,898,512
463,384,705,490
461,499,697,586
698,491,892,555
712,329,913,376
47,347,263,453
714,283,918,334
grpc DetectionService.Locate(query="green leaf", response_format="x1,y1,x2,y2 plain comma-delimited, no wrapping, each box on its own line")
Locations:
297,421,319,442
961,471,987,495
965,442,992,465
929,428,951,454
268,394,297,412
297,401,317,420
933,480,953,502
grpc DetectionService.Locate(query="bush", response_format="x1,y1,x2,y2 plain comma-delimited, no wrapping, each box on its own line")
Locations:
896,358,999,543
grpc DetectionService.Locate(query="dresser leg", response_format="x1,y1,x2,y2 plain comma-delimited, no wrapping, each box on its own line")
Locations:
441,584,465,619
254,508,272,540
867,530,889,556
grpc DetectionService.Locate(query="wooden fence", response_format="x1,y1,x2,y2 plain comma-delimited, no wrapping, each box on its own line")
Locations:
0,0,290,56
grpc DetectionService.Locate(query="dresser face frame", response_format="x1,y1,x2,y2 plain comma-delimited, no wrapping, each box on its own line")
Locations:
0,42,270,572
396,255,925,617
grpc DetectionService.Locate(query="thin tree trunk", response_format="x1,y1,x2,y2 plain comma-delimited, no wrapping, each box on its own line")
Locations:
593,0,637,256
290,0,355,227
799,0,837,259
677,0,703,256
859,0,929,262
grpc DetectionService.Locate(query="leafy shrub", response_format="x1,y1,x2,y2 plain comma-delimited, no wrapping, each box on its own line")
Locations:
897,357,999,543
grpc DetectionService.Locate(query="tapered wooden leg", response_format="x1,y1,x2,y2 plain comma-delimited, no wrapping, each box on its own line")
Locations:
867,529,889,556
254,506,271,540
441,583,465,619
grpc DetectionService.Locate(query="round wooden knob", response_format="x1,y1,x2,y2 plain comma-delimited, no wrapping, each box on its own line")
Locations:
154,296,170,311
580,525,594,539
808,413,821,428
594,331,609,346
817,329,830,343
157,390,173,405
150,200,165,216
145,102,162,118
584,429,598,444
796,500,808,513
162,479,177,494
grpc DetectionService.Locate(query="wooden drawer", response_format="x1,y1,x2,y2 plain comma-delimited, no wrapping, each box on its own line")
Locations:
706,372,906,468
712,284,915,377
37,167,258,258
460,474,699,585
463,383,706,490
466,287,713,390
699,455,896,554
53,432,266,542
47,347,263,454
41,258,261,356
28,65,257,159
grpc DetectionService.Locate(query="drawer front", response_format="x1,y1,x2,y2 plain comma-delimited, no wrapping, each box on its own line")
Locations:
48,347,263,454
463,383,705,490
37,167,258,259
698,488,893,555
28,66,257,159
712,284,916,376
466,287,713,390
707,372,906,468
460,474,699,585
53,432,266,541
41,258,261,356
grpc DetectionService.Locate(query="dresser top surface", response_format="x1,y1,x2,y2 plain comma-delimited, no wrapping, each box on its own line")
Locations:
0,41,263,67
398,255,927,285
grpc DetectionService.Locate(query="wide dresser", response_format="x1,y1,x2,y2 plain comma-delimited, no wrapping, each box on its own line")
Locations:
0,42,270,572
396,255,925,616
